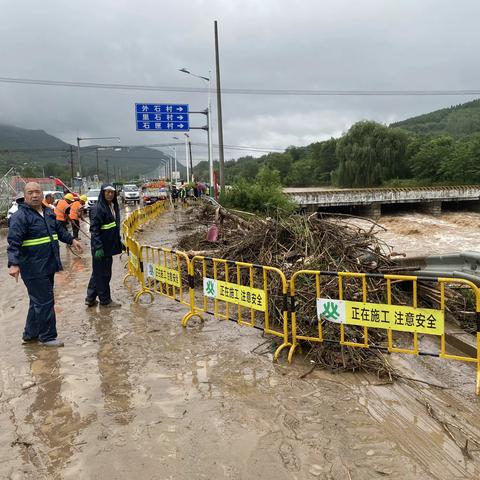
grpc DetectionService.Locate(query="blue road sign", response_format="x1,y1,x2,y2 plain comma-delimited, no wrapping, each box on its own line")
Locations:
136,112,189,122
135,103,189,131
136,121,189,131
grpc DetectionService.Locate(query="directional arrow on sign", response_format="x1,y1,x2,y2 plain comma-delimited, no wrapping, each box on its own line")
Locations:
178,124,184,128
176,107,184,112
177,115,184,120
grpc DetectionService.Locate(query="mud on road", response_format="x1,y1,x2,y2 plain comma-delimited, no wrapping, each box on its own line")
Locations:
1,208,480,479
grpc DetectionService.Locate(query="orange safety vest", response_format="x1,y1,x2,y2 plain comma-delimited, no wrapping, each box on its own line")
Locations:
55,199,70,222
69,201,83,221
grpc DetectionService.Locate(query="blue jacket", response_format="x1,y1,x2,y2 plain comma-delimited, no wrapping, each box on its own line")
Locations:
7,203,74,280
90,184,122,257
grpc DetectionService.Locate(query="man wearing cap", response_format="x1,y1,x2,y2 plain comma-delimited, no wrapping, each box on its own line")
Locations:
7,182,83,347
69,195,87,240
85,184,123,308
55,192,75,228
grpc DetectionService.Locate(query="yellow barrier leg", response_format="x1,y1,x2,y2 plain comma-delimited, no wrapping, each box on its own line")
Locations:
123,273,135,285
133,289,154,304
287,343,298,363
273,342,291,361
181,311,204,327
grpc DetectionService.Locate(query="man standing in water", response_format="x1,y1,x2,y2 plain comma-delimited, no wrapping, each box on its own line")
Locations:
7,182,83,346
85,184,123,307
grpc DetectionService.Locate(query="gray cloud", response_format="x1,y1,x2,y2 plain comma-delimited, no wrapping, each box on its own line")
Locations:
1,0,479,165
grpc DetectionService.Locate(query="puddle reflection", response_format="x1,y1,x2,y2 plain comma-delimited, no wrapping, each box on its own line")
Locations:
92,312,134,425
24,348,94,477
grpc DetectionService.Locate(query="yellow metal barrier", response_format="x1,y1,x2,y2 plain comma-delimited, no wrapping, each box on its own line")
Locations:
122,200,169,301
121,202,480,393
138,245,191,306
288,270,480,394
181,256,291,360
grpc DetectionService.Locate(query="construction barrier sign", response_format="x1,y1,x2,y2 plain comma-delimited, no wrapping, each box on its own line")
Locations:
203,278,266,312
146,262,181,287
317,298,444,336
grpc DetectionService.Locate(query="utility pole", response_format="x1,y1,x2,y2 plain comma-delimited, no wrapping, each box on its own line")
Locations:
214,20,225,193
76,137,81,177
105,158,110,183
96,149,99,178
70,145,74,188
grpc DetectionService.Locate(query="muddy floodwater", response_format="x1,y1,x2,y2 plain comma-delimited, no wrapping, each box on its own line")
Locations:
1,207,480,479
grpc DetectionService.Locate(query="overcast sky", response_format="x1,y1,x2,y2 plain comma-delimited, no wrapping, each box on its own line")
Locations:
1,0,479,165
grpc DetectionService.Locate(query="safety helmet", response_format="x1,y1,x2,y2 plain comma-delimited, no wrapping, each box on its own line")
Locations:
80,195,88,203
64,193,75,201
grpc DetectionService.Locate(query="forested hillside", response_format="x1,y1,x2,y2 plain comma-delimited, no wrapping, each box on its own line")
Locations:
390,99,480,136
195,99,480,188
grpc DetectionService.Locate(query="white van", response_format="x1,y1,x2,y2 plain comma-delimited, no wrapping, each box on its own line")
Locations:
121,184,140,204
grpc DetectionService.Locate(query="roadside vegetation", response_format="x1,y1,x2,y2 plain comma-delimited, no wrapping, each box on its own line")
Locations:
219,166,297,215
195,99,480,189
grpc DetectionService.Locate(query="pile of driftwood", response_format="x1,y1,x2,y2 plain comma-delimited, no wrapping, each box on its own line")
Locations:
176,202,473,377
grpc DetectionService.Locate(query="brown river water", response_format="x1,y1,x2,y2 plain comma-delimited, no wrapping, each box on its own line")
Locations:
0,207,479,479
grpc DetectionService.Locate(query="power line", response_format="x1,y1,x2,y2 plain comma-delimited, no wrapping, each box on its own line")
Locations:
0,76,479,97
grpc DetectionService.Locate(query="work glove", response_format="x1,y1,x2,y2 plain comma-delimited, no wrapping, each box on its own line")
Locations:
94,248,105,260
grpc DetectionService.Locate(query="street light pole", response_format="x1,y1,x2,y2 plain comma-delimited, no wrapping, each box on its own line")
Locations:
179,68,214,196
214,20,225,193
168,146,177,182
184,133,190,183
76,136,120,191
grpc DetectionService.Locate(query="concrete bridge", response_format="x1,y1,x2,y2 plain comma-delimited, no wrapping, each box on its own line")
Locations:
283,186,480,216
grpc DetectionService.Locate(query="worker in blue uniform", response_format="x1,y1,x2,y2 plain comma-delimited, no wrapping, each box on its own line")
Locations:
85,184,123,307
7,182,83,347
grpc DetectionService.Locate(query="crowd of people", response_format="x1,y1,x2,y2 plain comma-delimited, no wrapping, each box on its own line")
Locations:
7,183,123,347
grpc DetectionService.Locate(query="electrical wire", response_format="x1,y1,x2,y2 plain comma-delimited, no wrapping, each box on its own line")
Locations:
0,76,479,96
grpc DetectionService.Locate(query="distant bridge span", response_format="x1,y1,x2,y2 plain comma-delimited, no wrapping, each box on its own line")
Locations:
283,186,480,216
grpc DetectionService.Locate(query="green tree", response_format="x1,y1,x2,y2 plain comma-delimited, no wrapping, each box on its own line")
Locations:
333,121,409,187
264,152,293,183
220,165,296,214
311,138,338,184
409,135,454,181
440,134,480,183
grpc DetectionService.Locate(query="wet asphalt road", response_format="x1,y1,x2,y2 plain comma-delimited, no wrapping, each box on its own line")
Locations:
1,208,480,479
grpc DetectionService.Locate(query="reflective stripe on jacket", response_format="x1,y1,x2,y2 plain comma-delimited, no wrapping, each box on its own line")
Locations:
22,234,59,247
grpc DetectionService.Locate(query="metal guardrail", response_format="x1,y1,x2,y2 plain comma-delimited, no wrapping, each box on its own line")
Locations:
395,251,480,286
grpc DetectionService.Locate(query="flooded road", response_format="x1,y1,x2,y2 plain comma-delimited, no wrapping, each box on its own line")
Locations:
1,207,480,479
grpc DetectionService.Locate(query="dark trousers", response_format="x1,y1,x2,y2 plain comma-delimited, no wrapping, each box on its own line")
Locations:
86,256,113,304
71,220,80,239
22,274,57,342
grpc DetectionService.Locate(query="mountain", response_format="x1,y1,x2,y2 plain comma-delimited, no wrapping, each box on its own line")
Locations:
0,124,70,149
0,123,186,182
390,98,480,136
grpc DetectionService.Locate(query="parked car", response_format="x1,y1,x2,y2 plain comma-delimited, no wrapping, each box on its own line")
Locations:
120,184,140,204
85,189,101,211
